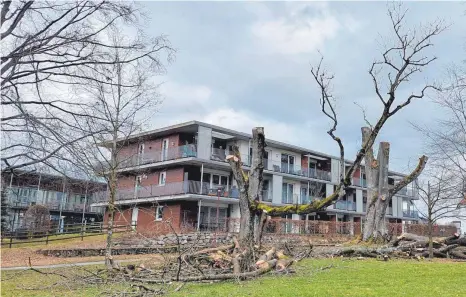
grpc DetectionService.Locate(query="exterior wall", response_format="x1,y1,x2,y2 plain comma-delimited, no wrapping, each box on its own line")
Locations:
117,134,180,162
331,158,340,183
272,175,283,204
356,189,363,212
326,184,334,209
104,203,183,234
118,168,185,190
197,126,212,159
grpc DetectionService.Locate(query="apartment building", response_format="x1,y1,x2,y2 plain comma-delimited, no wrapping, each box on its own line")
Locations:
92,121,420,234
2,170,105,231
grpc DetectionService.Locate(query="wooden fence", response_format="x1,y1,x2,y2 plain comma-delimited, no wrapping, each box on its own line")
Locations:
1,222,135,248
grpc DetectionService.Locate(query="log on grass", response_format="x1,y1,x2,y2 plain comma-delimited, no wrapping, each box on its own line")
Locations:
276,259,293,271
255,247,276,266
132,259,279,283
449,246,466,259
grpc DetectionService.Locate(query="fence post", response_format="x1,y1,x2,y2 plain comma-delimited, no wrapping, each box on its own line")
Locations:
46,231,49,245
9,236,12,248
81,224,84,241
100,222,103,233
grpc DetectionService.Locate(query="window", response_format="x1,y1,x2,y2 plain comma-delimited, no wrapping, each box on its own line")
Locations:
282,183,294,204
281,154,295,174
138,143,144,155
155,206,163,221
159,172,166,185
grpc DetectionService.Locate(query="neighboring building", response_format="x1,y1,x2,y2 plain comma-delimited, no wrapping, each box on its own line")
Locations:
1,170,105,231
92,121,420,234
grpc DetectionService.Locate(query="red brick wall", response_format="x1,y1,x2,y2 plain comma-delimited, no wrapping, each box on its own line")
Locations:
103,203,183,235
117,168,185,191
117,134,180,161
301,156,308,169
353,168,361,178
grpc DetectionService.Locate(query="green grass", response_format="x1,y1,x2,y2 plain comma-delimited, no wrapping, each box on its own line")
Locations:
2,259,465,297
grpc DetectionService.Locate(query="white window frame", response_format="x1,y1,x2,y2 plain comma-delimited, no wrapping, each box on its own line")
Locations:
159,171,166,186
134,175,142,197
161,138,169,160
137,143,145,165
155,206,163,221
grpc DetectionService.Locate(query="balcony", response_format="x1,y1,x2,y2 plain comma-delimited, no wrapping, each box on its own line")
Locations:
94,180,241,202
119,144,197,168
6,187,102,213
282,193,298,204
268,161,331,182
335,200,356,211
352,177,367,187
403,210,419,219
389,185,416,197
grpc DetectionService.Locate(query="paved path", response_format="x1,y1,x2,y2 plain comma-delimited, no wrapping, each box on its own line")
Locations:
1,259,137,271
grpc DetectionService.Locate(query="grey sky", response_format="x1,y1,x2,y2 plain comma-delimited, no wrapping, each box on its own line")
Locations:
141,1,465,173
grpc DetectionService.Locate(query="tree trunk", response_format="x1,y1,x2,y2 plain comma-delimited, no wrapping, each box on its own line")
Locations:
362,127,391,242
428,220,434,259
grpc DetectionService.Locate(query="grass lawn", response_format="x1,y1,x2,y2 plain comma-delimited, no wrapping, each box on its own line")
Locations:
1,258,465,297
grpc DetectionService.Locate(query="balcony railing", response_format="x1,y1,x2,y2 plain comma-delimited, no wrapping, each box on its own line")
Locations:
281,193,298,204
119,144,197,168
403,210,419,219
6,200,102,213
352,177,367,187
268,161,331,181
6,187,102,213
389,185,416,197
94,180,241,202
335,200,356,211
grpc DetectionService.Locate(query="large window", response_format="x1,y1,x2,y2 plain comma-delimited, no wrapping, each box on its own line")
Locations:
202,172,230,195
263,180,272,201
282,183,294,204
281,154,295,174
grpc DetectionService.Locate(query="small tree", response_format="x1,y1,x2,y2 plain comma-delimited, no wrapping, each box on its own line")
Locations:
24,205,50,232
416,171,466,259
63,30,174,269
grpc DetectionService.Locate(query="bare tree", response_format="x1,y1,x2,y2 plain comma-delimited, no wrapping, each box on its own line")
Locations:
415,170,465,258
62,29,173,269
226,4,444,256
0,1,168,172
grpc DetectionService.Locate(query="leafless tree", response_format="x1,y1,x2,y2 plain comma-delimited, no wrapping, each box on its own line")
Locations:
414,62,466,187
227,3,445,255
61,29,173,269
0,1,170,172
415,170,465,258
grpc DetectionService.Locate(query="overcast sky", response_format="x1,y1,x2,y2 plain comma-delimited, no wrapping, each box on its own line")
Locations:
140,1,466,174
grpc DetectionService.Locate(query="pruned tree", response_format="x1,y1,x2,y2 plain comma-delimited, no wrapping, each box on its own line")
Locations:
23,204,50,232
0,1,167,172
61,29,174,269
226,3,445,259
415,170,466,258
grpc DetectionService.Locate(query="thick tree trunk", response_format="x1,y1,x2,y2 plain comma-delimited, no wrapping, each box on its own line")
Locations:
362,127,391,242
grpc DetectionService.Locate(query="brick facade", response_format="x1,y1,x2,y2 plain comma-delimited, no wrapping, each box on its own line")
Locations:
117,168,185,191
117,134,180,161
104,202,184,235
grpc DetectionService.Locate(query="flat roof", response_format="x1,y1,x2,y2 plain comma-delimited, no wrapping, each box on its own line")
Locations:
111,120,409,177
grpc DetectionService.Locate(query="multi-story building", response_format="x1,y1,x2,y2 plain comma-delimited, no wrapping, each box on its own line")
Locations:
2,170,105,231
92,121,419,234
